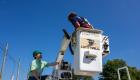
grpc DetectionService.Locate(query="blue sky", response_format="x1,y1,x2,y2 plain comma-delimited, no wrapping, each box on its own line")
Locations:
0,0,140,80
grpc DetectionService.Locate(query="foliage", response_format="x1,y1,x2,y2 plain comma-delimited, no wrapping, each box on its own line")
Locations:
99,59,140,80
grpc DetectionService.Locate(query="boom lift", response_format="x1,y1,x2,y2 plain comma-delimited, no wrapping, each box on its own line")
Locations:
52,27,110,80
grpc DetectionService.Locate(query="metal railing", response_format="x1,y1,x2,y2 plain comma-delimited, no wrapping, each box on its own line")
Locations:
117,66,131,80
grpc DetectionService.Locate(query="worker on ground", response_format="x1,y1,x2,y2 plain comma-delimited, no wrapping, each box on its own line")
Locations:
68,12,93,30
28,50,59,80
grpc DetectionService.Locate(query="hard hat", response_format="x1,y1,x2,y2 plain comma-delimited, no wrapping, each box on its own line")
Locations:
33,50,42,57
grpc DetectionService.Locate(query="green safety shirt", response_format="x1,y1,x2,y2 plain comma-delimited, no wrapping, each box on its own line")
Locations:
28,59,48,77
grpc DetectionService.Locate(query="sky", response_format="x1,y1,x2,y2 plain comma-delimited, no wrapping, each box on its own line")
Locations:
0,0,140,80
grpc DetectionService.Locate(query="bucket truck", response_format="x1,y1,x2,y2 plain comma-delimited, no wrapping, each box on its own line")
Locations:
52,27,110,80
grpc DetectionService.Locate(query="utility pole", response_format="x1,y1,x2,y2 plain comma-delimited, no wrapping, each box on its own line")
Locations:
0,43,8,80
11,72,14,80
16,58,20,80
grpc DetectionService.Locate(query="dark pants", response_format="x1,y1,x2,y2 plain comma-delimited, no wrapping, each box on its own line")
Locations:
28,75,48,80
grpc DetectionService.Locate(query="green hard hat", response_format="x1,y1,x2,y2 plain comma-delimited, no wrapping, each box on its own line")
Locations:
33,50,42,57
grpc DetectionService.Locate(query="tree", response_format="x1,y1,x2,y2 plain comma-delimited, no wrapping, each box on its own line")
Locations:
128,66,140,80
99,59,140,80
